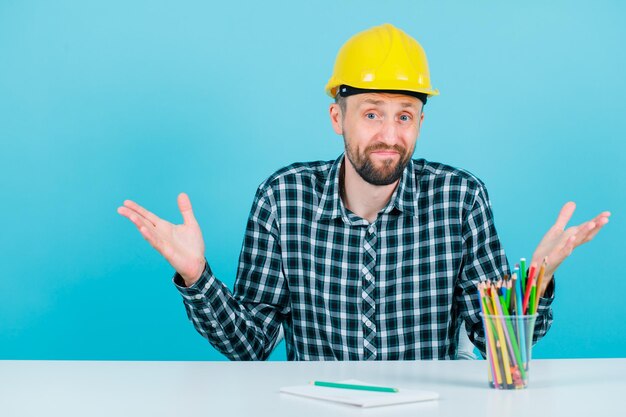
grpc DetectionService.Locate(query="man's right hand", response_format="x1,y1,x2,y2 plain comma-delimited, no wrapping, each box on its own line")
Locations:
117,193,206,287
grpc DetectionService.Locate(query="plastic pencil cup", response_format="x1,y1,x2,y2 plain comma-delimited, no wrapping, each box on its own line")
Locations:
480,313,538,389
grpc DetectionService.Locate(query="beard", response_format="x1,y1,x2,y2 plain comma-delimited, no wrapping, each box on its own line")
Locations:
344,138,413,186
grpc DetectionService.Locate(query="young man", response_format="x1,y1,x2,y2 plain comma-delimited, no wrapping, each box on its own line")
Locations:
118,24,610,360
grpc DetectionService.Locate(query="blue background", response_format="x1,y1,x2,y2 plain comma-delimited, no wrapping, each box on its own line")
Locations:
1,0,624,361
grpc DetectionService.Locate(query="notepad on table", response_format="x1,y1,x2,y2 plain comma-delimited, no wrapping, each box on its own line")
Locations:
279,379,439,408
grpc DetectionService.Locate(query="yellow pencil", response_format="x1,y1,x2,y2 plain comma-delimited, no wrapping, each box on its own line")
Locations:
490,285,513,386
480,284,503,387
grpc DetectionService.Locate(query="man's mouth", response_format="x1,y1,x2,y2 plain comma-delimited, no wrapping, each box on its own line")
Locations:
370,150,400,157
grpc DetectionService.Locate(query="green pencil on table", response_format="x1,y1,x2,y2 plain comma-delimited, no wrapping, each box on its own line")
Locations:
311,381,399,393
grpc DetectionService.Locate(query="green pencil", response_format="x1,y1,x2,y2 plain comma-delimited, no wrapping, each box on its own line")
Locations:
311,381,399,393
529,285,537,315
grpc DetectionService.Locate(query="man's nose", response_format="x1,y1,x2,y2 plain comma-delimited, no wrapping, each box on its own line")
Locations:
377,118,401,145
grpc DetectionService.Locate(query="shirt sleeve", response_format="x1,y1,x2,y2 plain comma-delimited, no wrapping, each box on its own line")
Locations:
173,185,290,360
455,181,555,358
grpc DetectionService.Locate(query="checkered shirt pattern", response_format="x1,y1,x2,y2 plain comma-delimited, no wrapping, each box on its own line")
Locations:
174,154,554,360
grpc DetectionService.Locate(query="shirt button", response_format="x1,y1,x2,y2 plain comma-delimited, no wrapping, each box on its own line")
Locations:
365,319,372,327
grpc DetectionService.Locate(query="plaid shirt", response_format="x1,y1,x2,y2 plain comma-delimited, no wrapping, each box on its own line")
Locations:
174,154,554,360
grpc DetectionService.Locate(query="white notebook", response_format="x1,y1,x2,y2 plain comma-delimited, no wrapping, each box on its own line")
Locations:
279,379,439,408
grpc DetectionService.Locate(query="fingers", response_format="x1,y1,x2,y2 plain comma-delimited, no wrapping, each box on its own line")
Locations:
117,206,158,240
582,211,611,229
575,214,611,245
564,210,611,246
118,205,162,247
535,206,610,280
580,223,603,244
178,193,198,225
121,200,161,227
117,206,152,230
553,201,576,231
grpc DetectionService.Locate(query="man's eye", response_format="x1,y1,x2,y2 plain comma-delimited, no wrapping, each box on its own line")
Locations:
366,113,376,120
399,114,411,122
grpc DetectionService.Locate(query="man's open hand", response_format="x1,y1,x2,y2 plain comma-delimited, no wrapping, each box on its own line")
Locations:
117,193,206,287
531,202,610,296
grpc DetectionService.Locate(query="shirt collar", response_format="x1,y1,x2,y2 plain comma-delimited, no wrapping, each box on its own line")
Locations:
315,154,345,221
315,154,420,222
386,158,419,218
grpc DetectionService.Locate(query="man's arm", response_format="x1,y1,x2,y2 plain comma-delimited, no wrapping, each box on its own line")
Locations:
118,189,289,360
455,183,554,357
173,186,289,360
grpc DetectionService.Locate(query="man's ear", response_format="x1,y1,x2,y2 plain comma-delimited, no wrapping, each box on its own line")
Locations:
329,103,343,135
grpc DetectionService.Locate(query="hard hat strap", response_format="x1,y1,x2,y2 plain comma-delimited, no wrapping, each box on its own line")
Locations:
337,85,427,106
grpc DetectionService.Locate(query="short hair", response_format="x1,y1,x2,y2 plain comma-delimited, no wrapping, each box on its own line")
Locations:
335,94,347,114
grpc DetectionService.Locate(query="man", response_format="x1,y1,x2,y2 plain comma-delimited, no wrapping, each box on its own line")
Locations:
117,24,610,361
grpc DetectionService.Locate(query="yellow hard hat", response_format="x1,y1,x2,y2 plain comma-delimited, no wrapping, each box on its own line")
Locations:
325,23,439,98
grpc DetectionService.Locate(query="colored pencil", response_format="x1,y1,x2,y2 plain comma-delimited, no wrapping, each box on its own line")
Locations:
510,274,518,315
504,274,512,308
489,285,513,385
529,284,537,315
476,258,543,389
520,258,527,293
514,272,527,366
491,288,526,382
522,262,537,314
497,281,510,315
479,283,503,388
533,258,548,313
311,381,398,393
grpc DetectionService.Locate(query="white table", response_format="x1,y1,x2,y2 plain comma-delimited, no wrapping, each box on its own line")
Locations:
1,359,624,416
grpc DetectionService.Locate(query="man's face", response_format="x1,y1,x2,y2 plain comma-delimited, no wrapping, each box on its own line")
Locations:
330,93,424,186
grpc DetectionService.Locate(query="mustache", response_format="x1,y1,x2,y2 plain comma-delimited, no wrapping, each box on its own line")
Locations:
365,143,406,154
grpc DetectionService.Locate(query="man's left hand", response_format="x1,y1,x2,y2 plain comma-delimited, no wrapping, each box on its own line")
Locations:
531,202,610,296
